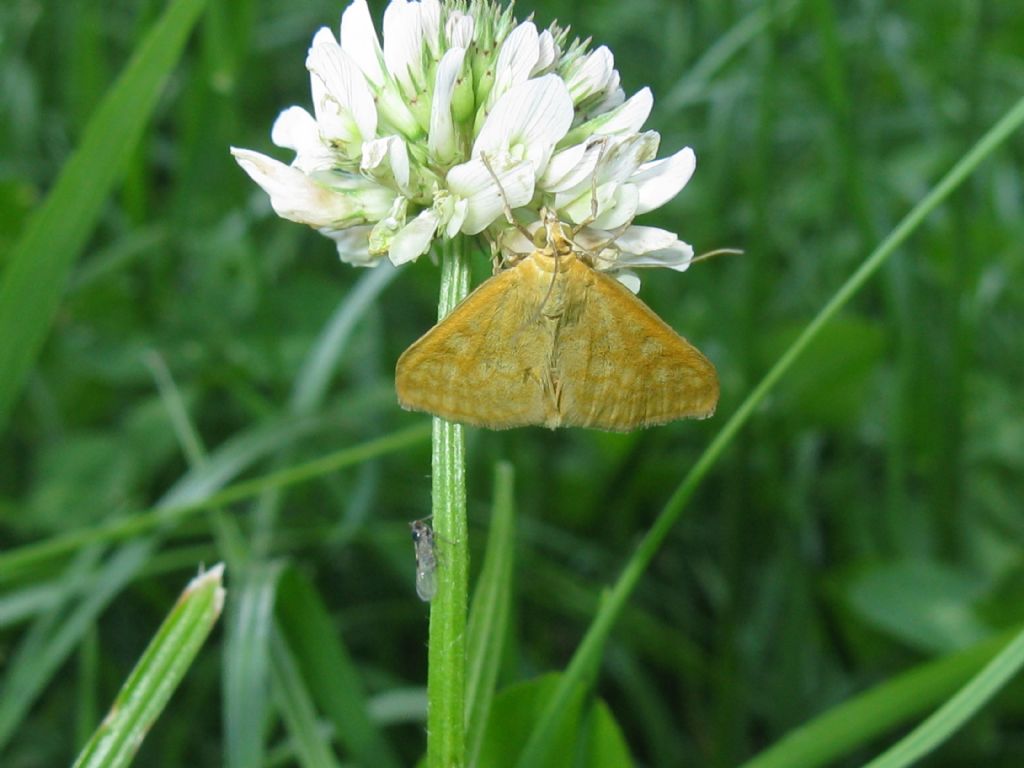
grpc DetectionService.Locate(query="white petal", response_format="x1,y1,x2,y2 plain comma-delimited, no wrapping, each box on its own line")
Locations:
591,70,624,115
340,0,385,87
592,183,638,230
597,131,660,184
446,158,535,234
368,195,408,255
557,178,637,230
533,29,559,74
270,105,316,150
555,182,607,221
565,46,614,103
612,225,679,253
551,132,659,217
383,0,425,96
419,0,442,57
446,11,475,49
321,224,378,266
428,47,467,163
271,106,335,173
232,147,359,227
389,209,439,265
473,74,573,176
307,28,377,143
490,21,539,102
570,225,615,254
617,230,694,271
632,147,697,214
498,223,535,257
361,135,410,193
539,139,601,192
594,87,653,136
614,270,641,293
444,198,468,238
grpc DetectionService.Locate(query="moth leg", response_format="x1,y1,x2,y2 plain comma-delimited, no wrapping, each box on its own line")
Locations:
480,152,534,243
568,137,609,237
488,228,533,274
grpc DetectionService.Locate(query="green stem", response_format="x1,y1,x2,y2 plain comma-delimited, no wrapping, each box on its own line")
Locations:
427,236,471,768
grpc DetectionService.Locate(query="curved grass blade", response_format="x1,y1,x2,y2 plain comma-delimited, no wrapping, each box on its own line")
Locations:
740,628,1020,768
864,626,1024,768
291,261,398,414
513,92,1024,768
0,0,208,430
71,565,225,768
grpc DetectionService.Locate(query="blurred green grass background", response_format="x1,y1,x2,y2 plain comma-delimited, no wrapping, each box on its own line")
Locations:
2,0,1023,765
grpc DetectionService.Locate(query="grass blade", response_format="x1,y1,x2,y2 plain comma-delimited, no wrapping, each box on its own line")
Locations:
741,629,1020,768
269,629,342,768
465,461,517,766
224,561,282,768
0,422,431,581
0,543,152,751
275,567,401,768
865,626,1024,768
0,0,208,429
71,564,225,768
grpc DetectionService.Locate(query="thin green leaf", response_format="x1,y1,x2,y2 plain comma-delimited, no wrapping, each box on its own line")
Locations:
270,629,342,768
225,561,283,768
465,461,517,766
0,422,431,581
479,675,585,768
741,629,1020,768
275,567,401,768
0,544,151,751
0,0,208,429
72,564,226,768
291,261,399,414
865,626,1024,768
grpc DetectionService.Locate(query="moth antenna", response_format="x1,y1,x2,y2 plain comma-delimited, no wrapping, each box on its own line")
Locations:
690,247,743,265
536,242,560,317
480,153,534,244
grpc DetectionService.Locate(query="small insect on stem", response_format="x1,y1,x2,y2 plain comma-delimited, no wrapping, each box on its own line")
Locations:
409,518,439,602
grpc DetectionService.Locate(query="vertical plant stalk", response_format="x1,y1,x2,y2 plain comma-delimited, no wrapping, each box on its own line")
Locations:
427,236,471,768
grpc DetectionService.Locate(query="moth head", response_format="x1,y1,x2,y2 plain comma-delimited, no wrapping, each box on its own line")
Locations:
537,207,573,257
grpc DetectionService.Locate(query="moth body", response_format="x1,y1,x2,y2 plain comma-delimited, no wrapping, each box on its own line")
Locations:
396,212,719,431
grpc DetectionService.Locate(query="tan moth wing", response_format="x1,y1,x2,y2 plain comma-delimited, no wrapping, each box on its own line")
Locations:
395,260,560,429
552,259,719,431
396,245,719,431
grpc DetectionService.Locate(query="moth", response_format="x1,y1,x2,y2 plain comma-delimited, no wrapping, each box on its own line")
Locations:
409,518,438,602
395,209,719,431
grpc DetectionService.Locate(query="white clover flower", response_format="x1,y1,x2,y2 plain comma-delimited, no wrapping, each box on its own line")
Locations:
231,0,698,290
